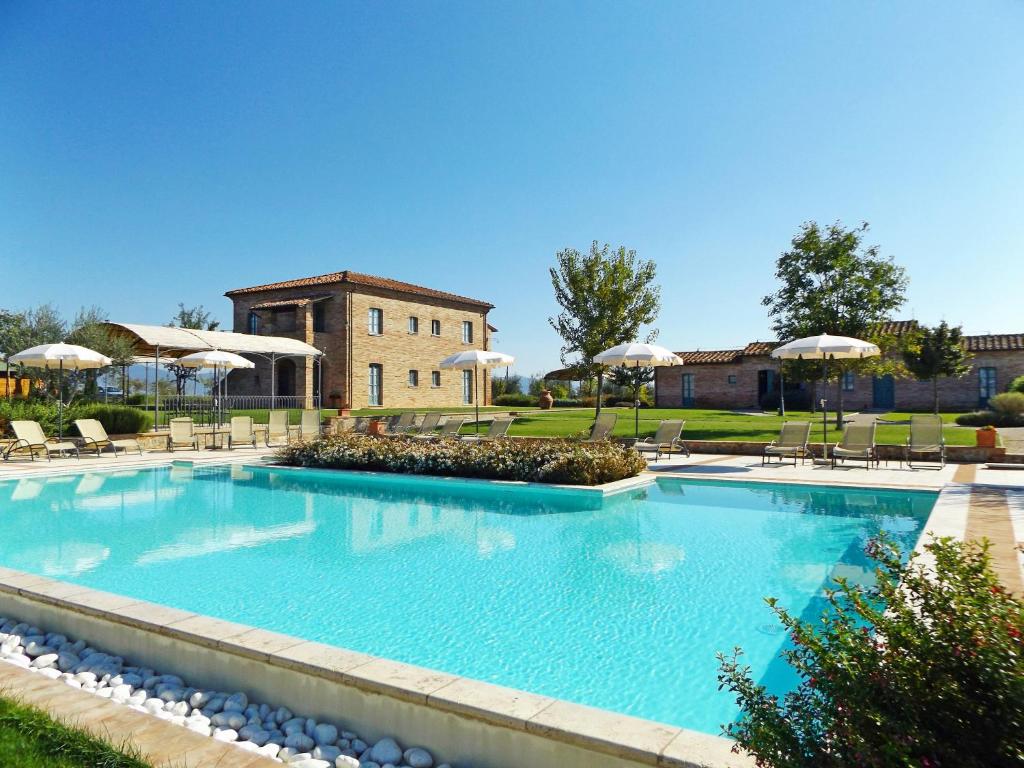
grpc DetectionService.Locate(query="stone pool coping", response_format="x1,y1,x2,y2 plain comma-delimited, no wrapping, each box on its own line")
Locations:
0,567,751,768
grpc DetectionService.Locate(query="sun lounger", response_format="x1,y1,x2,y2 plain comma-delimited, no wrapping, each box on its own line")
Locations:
583,413,617,442
3,420,79,461
265,410,289,446
636,420,688,460
73,418,142,457
408,412,443,436
832,422,878,469
168,418,198,452
905,414,946,469
388,412,417,434
461,417,515,442
416,416,466,440
228,416,257,449
762,421,811,466
288,409,322,441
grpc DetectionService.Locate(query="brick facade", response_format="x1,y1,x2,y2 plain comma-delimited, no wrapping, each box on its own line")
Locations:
224,272,493,410
656,323,1024,412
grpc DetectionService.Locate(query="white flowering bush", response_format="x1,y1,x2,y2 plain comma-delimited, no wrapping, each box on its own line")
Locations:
276,434,647,486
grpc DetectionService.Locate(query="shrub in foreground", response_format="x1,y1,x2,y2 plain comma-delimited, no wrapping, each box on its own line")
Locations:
718,535,1024,768
493,393,537,406
276,434,647,485
0,400,152,437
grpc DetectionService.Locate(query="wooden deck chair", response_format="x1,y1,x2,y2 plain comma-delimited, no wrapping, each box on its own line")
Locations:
583,412,617,442
905,414,946,469
167,418,198,452
265,410,289,446
832,422,878,469
636,420,688,460
762,421,811,466
4,421,79,461
74,418,142,457
228,416,257,449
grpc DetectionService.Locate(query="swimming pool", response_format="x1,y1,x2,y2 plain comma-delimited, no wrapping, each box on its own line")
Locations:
0,465,935,734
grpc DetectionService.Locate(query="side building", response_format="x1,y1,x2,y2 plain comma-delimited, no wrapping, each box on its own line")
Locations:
655,321,1024,411
225,270,494,409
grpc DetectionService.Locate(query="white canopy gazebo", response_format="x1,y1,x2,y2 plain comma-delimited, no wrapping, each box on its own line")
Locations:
101,322,323,428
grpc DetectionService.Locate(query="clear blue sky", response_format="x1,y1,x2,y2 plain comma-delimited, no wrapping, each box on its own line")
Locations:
2,1,1022,376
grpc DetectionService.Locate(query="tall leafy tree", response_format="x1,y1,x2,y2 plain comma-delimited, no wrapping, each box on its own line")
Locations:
609,364,655,404
902,321,973,414
66,306,136,401
167,303,221,395
762,221,908,426
548,242,660,416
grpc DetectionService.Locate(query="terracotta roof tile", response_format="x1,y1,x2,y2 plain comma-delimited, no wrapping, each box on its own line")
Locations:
965,334,1024,352
674,349,744,365
741,341,776,356
226,270,493,309
870,319,919,337
250,294,333,310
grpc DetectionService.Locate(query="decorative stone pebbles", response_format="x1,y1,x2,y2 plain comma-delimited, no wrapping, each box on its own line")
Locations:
0,616,455,768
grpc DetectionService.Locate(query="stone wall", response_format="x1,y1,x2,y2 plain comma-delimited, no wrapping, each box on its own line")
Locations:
227,282,490,410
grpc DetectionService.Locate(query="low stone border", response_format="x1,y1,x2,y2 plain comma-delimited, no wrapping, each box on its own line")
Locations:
0,613,447,768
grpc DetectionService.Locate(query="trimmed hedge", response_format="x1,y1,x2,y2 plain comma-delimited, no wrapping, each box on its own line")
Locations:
0,400,151,437
493,393,537,406
955,410,1024,428
276,434,647,486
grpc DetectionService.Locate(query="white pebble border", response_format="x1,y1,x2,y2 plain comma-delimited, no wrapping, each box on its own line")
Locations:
0,615,455,768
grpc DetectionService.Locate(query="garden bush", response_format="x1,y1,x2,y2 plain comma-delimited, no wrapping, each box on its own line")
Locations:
71,404,152,435
989,391,1024,417
1009,375,1024,394
276,434,647,485
718,535,1024,768
955,410,1024,428
0,400,151,437
493,393,537,407
552,398,583,407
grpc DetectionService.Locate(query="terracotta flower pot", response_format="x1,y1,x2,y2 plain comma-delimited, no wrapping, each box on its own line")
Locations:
976,428,997,448
367,419,385,436
539,389,554,410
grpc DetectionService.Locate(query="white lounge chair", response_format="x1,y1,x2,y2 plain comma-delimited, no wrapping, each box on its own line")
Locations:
228,416,257,449
4,420,79,461
266,410,289,446
418,416,466,440
461,417,514,442
388,412,417,434
74,418,142,457
583,413,617,442
167,418,198,452
408,412,443,436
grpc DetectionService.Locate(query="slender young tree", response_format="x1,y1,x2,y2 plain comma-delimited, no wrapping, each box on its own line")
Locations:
166,303,221,395
548,242,660,417
762,221,908,427
66,306,136,401
902,321,973,414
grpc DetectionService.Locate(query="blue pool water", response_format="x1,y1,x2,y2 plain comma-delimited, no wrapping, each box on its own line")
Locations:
0,465,935,733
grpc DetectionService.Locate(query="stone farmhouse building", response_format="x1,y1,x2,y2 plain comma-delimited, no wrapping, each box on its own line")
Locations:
655,320,1024,412
224,271,494,410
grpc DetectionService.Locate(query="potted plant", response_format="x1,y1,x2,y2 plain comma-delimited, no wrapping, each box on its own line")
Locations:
976,425,998,448
367,419,385,436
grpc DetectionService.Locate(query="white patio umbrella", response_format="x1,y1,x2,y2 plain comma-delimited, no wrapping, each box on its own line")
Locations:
771,334,880,461
9,343,112,438
175,350,255,425
594,342,683,437
439,350,515,433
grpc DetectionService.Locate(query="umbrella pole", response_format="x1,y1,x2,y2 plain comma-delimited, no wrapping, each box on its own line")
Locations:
821,355,828,462
58,359,64,439
634,360,640,438
475,364,480,434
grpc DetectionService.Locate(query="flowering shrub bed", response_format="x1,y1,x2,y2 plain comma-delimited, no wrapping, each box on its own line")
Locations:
276,434,647,486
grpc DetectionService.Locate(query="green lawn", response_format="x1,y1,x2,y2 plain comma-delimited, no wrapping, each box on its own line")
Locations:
465,407,977,446
0,697,148,768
